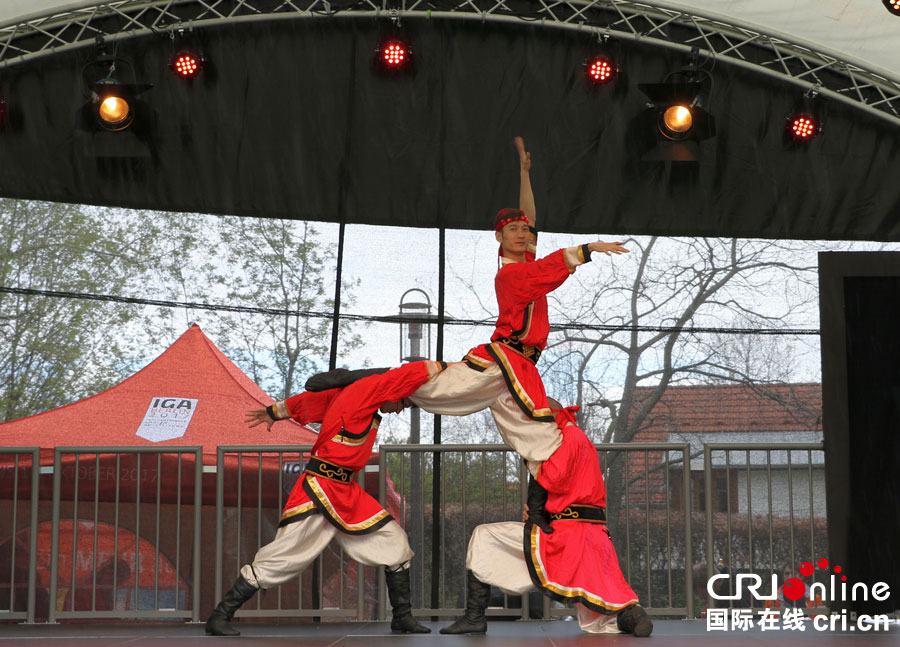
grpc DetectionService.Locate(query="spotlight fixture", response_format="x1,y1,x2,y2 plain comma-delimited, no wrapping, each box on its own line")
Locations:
169,28,206,79
92,79,151,131
585,55,616,85
635,79,716,161
883,0,900,15
79,39,153,135
785,89,825,144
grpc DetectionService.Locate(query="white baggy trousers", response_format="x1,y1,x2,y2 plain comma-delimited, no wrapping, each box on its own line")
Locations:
465,521,620,634
239,514,413,589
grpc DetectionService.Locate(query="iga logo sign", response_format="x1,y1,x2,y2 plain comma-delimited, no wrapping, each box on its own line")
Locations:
135,397,199,443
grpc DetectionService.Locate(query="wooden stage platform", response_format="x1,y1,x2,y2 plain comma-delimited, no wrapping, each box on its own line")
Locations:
1,619,899,647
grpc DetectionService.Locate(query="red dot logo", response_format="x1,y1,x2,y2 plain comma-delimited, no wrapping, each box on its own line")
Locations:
783,577,807,601
799,562,814,577
818,558,829,570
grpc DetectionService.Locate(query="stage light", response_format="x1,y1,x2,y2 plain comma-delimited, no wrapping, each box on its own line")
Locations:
94,80,133,130
383,42,407,67
789,114,818,140
99,95,130,127
376,39,412,72
636,79,716,161
374,30,414,76
883,0,900,15
785,90,825,145
585,56,616,84
661,105,693,137
168,28,207,80
172,52,201,78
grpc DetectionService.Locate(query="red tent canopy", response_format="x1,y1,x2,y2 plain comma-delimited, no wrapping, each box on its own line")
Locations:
0,325,400,513
0,324,319,458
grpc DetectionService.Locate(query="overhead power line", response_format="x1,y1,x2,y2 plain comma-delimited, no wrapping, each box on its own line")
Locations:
0,285,821,336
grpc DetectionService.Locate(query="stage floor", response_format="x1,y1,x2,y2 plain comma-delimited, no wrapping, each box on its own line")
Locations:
1,619,899,646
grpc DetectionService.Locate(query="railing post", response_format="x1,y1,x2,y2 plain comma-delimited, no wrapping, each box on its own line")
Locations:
214,446,225,613
26,448,40,624
192,448,203,622
47,449,62,624
682,445,694,619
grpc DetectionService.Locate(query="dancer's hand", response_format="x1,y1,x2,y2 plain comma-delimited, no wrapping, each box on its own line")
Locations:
514,136,531,173
588,242,629,256
245,407,275,432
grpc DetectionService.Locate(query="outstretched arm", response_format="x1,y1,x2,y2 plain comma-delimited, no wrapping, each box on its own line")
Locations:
514,137,536,229
245,406,276,432
587,241,628,256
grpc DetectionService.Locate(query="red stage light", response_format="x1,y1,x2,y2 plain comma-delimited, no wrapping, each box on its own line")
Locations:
790,114,818,140
586,57,615,84
172,53,201,78
382,42,408,67
883,0,900,15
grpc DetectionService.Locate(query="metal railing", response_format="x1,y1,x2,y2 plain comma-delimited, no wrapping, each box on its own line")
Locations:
47,447,203,622
0,441,826,623
703,443,826,612
212,444,368,620
0,447,40,623
375,442,695,619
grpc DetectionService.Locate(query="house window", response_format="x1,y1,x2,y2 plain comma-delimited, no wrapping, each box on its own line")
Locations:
674,471,738,512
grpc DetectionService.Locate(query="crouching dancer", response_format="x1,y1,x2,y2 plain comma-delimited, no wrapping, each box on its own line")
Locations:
205,361,445,636
440,400,652,637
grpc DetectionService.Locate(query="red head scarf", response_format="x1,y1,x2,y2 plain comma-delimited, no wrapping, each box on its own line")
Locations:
493,207,528,232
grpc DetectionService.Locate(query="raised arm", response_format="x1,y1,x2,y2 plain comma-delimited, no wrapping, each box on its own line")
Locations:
514,137,536,229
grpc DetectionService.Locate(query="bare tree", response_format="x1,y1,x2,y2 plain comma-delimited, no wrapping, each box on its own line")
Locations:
537,236,825,529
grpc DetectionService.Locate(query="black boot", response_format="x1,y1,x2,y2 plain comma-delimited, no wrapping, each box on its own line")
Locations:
440,570,491,635
526,474,554,534
205,574,258,636
385,567,431,634
616,604,653,637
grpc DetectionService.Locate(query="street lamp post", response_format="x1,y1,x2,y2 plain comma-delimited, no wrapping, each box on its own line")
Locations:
398,289,433,609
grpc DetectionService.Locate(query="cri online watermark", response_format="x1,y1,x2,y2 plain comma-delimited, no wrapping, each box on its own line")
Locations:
706,557,892,632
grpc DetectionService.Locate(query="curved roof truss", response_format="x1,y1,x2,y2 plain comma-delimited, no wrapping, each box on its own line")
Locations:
1,0,899,128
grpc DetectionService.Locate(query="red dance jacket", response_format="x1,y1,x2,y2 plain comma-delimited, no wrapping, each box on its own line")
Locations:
465,243,592,422
524,406,640,614
278,360,444,534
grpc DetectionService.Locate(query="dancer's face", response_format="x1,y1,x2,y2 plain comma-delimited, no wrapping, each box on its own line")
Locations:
496,221,530,258
380,398,413,414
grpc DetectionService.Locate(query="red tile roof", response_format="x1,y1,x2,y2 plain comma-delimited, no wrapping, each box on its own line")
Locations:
630,383,822,438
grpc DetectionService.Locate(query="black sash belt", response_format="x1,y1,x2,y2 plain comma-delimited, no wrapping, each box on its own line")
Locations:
496,337,542,364
306,457,355,484
550,505,607,524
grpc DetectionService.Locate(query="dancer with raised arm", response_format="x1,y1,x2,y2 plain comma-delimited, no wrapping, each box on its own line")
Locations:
411,137,628,464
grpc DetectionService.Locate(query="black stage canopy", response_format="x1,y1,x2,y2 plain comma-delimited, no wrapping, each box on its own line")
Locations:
1,16,899,241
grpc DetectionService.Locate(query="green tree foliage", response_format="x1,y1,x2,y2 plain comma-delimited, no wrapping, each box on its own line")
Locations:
0,199,190,421
193,216,361,400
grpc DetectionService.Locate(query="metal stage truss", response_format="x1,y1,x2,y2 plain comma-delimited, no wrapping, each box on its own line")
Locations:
0,1,898,128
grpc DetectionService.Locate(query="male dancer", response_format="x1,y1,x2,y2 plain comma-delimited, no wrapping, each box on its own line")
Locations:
440,400,653,637
412,136,628,465
205,360,445,636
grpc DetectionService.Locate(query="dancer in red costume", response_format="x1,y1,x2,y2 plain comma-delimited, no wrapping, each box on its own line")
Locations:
411,137,628,464
205,361,445,637
440,400,652,637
